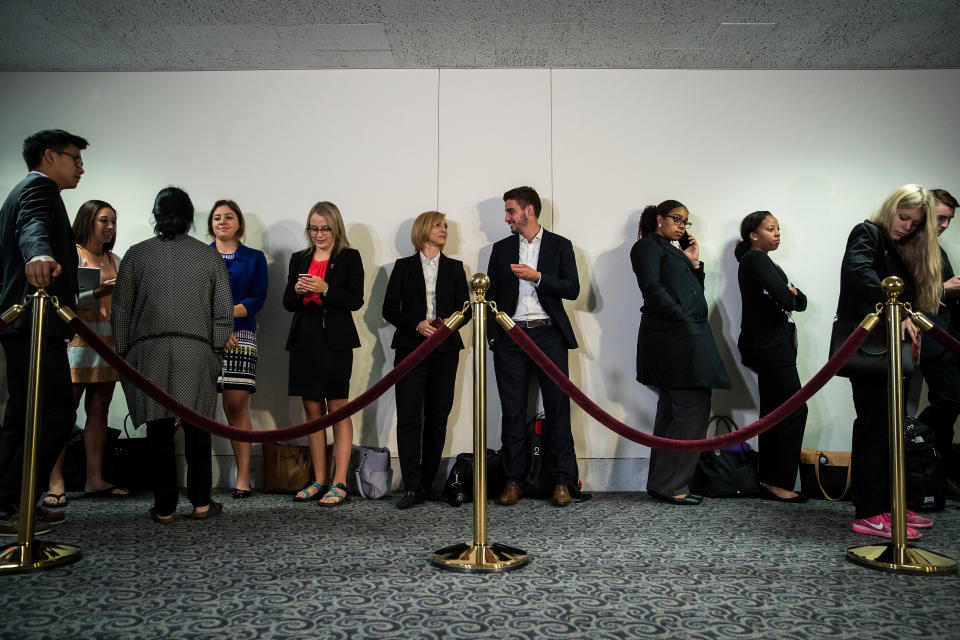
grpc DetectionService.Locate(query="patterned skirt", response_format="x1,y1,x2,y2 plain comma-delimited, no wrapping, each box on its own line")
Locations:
218,329,258,392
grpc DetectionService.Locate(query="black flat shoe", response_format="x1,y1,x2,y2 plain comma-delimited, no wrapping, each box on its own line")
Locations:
188,501,223,520
397,490,425,509
232,489,252,499
760,486,808,503
648,490,702,505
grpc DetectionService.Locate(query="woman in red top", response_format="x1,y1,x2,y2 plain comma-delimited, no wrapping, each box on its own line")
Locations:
283,202,364,506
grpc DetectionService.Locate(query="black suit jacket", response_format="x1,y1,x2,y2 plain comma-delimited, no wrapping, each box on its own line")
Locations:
485,228,579,348
737,249,807,369
382,252,469,352
0,173,78,338
836,221,916,323
283,247,364,350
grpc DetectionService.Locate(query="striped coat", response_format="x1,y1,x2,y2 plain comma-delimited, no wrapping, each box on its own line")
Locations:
111,234,233,426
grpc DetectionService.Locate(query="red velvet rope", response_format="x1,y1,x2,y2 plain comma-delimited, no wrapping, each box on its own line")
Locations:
504,324,871,452
927,324,960,359
68,316,453,443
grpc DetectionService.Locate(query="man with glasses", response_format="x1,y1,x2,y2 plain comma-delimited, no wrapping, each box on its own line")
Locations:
486,186,581,507
0,129,88,535
918,188,960,497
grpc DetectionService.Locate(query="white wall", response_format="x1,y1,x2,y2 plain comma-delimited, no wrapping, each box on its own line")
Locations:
1,69,958,489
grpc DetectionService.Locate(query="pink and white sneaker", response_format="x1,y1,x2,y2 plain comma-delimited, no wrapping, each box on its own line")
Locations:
851,513,922,540
902,510,933,529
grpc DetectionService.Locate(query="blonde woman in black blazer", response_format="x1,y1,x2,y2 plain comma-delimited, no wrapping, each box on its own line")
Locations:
283,201,364,507
383,211,469,509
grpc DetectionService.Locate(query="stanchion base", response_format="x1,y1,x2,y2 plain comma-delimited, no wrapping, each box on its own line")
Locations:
846,544,957,575
432,542,529,573
0,540,82,574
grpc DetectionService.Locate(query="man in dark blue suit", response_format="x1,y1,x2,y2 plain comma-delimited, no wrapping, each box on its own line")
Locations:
486,186,580,507
0,129,87,535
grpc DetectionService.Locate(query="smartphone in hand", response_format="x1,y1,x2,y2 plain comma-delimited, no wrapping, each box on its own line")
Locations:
678,232,691,250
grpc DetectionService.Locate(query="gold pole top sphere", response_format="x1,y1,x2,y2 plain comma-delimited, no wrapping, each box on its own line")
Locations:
881,276,904,298
471,273,490,295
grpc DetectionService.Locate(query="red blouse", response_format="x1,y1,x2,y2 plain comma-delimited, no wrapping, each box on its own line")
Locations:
302,259,328,306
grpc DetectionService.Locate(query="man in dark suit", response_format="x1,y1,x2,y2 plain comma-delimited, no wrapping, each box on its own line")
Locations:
919,188,960,494
486,186,580,507
0,129,87,535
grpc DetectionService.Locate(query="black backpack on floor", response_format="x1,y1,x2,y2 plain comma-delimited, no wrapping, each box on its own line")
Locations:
904,417,945,512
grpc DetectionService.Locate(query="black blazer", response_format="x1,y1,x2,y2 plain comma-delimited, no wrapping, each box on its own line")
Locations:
836,221,916,323
630,233,730,390
283,247,364,350
923,248,958,358
737,249,807,369
382,252,469,352
0,173,78,338
485,228,579,348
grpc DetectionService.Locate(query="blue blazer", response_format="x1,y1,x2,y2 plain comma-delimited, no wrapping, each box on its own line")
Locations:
213,242,268,333
485,228,579,348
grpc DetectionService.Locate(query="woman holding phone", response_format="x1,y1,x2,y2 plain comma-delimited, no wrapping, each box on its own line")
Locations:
631,199,730,505
45,200,128,507
284,201,364,507
735,211,808,503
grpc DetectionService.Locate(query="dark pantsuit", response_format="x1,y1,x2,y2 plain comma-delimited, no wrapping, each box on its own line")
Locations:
918,351,960,471
493,326,574,485
0,335,76,512
395,349,459,491
147,417,212,516
647,388,711,496
850,375,899,519
755,365,808,490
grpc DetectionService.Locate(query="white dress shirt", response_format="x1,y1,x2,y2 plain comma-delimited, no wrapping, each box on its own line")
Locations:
420,251,440,319
513,227,549,321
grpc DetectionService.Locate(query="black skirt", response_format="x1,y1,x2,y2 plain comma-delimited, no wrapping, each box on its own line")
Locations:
288,305,354,400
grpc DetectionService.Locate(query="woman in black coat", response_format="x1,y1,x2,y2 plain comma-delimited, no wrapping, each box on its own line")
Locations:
284,201,364,507
631,200,730,505
838,185,941,540
735,211,808,503
382,211,469,509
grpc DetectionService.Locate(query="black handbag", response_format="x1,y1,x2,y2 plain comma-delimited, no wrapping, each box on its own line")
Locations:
103,416,152,492
443,449,505,507
830,319,916,378
690,415,761,498
904,417,945,511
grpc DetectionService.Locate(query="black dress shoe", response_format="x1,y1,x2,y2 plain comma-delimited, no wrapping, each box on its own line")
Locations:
397,490,425,509
759,486,809,503
648,490,702,505
232,489,252,499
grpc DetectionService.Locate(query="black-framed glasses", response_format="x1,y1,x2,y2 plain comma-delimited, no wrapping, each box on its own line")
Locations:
666,214,691,229
58,150,83,168
306,226,333,235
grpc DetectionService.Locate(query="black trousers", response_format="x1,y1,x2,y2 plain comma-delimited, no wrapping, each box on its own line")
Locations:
146,418,212,516
647,388,711,496
394,348,459,492
918,350,960,471
493,326,575,486
0,335,75,512
754,364,808,490
850,375,902,519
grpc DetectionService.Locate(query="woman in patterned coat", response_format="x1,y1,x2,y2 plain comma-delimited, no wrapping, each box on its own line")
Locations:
111,187,233,523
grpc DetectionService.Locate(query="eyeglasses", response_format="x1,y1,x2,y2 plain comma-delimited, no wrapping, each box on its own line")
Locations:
665,214,692,229
306,226,333,235
58,150,83,168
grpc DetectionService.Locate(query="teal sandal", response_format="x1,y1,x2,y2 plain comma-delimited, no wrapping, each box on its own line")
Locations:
293,481,327,502
318,483,350,507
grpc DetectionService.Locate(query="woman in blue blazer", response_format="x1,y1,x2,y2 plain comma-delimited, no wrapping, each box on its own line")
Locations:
284,201,364,507
208,200,268,498
382,211,469,509
631,200,730,505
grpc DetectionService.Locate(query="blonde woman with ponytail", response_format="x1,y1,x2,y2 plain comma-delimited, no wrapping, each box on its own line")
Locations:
837,184,941,541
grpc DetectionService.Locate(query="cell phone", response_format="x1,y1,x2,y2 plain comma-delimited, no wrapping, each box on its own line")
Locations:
678,232,691,250
298,273,311,278
429,317,443,328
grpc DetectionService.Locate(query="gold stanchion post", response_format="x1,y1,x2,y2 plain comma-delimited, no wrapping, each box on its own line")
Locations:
0,290,82,574
432,273,529,572
846,276,956,574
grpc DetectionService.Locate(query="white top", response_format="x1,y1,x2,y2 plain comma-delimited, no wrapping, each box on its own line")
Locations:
420,251,440,319
513,226,548,321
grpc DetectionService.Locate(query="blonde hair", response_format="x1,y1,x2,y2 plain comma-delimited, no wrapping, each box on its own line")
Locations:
305,201,350,258
410,211,446,252
870,184,942,313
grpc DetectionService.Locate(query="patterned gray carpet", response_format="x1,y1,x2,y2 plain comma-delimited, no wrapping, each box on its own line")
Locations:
2,492,959,640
